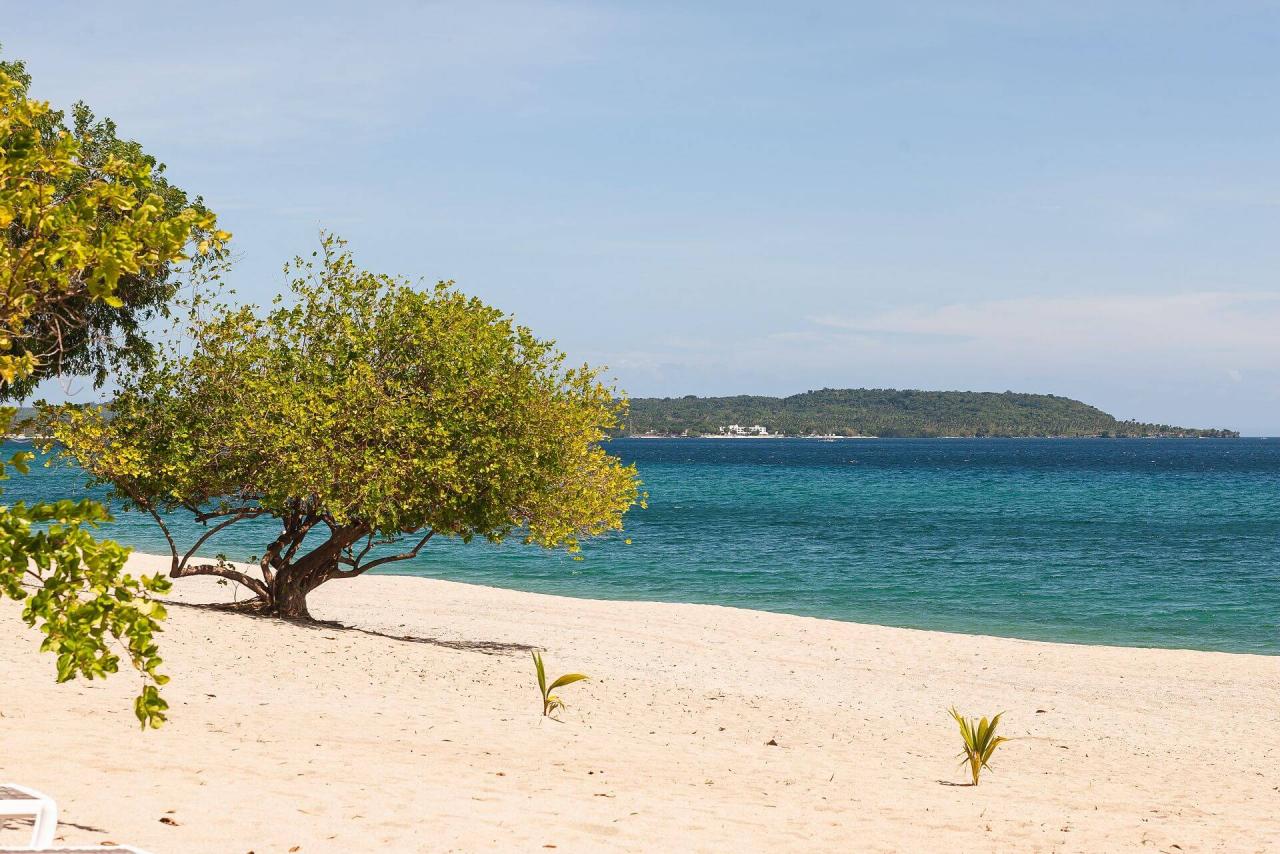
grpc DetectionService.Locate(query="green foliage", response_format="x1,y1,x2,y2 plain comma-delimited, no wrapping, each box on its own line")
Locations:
622,388,1237,438
949,707,1009,785
0,54,228,393
0,408,173,727
51,234,640,619
532,650,588,718
0,50,226,726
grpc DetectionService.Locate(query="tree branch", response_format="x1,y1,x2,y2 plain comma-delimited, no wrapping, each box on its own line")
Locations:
176,509,268,576
339,532,376,569
172,562,270,600
191,504,262,524
335,530,434,578
279,515,320,566
115,481,178,573
141,502,179,574
258,528,294,587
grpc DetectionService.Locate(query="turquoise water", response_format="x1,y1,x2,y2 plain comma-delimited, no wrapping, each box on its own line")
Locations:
6,438,1279,654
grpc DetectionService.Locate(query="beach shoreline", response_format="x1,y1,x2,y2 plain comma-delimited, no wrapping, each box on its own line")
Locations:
3,551,1277,852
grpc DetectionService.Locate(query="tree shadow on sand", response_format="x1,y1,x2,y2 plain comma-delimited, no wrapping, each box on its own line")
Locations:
1,818,108,834
162,599,535,656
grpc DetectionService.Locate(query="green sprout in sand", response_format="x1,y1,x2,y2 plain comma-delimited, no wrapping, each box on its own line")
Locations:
949,707,1009,785
533,650,588,718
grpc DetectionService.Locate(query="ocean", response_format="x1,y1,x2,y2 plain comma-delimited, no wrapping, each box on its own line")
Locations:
6,438,1279,654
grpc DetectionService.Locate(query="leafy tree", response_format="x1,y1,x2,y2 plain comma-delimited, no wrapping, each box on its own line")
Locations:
0,63,219,400
51,235,640,619
0,54,228,726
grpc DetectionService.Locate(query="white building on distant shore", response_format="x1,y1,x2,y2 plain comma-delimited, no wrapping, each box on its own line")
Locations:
723,423,771,436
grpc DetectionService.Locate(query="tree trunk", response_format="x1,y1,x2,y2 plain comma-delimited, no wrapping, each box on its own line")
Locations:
269,569,320,619
260,528,363,619
171,522,373,619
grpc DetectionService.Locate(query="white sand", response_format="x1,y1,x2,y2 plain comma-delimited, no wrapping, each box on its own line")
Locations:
2,552,1277,853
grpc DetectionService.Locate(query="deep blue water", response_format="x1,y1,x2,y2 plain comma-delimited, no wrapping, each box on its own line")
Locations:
6,438,1279,654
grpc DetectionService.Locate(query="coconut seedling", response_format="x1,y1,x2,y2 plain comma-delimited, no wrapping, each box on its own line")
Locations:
533,650,588,718
949,707,1009,785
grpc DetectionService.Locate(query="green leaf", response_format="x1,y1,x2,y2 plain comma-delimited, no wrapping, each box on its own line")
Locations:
548,673,589,691
533,650,548,695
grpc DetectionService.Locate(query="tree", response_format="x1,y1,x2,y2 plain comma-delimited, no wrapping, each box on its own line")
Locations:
0,54,228,726
52,235,641,619
0,59,219,400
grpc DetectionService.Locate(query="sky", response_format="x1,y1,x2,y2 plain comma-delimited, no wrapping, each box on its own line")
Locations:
7,1,1280,433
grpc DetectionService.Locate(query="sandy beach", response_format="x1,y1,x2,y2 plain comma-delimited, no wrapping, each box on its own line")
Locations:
2,552,1277,853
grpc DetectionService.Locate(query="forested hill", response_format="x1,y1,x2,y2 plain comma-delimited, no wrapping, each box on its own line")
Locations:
620,389,1238,438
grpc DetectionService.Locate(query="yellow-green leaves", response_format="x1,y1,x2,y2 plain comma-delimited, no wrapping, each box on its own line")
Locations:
0,53,222,727
533,650,588,719
0,422,172,727
0,58,228,396
949,707,1009,785
51,234,640,618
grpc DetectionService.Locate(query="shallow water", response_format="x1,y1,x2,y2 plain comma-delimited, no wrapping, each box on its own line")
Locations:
7,438,1279,654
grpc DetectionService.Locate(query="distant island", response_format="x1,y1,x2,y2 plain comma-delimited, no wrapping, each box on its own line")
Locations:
619,389,1238,439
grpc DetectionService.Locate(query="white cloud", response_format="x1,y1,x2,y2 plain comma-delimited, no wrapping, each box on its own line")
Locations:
810,291,1280,371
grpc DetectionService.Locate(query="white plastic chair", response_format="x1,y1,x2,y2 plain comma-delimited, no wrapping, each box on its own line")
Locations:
0,784,151,853
0,784,56,849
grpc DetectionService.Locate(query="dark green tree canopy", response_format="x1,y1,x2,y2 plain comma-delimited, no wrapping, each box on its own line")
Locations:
53,236,641,618
0,54,218,400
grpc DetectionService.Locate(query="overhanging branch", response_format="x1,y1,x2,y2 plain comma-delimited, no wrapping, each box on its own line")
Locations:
141,502,179,573
334,529,434,579
176,508,268,576
172,562,270,600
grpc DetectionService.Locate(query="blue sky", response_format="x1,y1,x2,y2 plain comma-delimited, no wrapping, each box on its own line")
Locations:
8,1,1280,433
